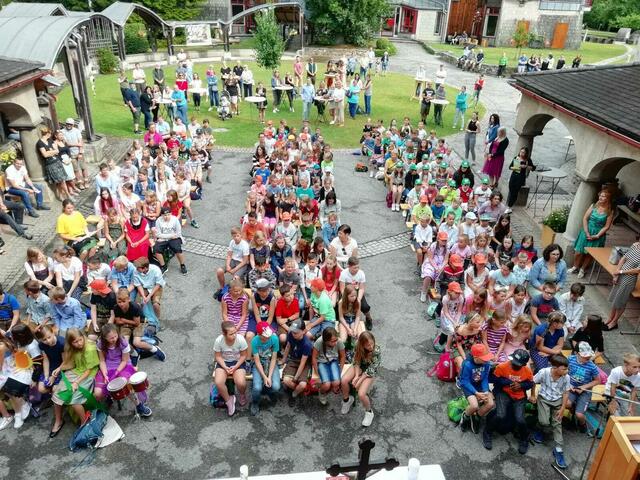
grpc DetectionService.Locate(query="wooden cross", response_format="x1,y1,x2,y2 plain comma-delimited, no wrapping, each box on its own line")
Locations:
326,438,400,480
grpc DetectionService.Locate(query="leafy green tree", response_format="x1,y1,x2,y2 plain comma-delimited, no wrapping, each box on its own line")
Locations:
307,0,392,46
511,21,535,59
614,13,640,31
585,0,640,30
253,9,285,71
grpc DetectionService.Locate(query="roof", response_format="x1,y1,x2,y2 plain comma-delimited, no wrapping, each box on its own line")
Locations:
511,64,640,143
389,0,447,9
0,15,95,69
0,56,44,84
0,2,68,17
100,1,167,28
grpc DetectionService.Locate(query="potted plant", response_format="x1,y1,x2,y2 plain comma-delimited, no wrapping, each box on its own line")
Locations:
541,206,570,247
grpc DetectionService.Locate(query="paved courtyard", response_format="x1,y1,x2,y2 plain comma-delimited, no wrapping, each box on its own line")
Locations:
1,42,637,479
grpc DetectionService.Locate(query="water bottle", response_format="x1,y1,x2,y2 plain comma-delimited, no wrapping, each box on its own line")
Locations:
407,458,420,480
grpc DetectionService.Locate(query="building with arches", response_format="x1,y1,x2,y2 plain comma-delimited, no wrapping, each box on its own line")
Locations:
510,64,640,253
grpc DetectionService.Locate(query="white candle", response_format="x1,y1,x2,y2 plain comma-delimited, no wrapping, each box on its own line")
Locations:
407,458,420,480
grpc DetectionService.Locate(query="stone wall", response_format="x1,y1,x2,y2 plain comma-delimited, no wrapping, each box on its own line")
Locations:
494,0,583,50
414,10,442,43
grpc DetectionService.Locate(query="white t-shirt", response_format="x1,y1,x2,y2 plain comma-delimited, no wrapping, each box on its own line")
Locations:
330,237,358,266
62,128,82,156
55,257,83,281
605,366,640,396
7,340,42,385
87,263,111,284
229,239,250,262
339,269,366,290
213,335,248,363
414,224,433,245
4,164,27,188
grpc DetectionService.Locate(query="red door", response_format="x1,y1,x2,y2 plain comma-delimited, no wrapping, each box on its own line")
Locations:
402,7,417,34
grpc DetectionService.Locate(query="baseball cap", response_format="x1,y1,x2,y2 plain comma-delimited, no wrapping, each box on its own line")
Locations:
447,281,462,294
422,154,429,161
419,194,429,203
509,349,530,367
465,212,477,221
448,179,456,187
281,212,291,220
415,179,423,185
255,278,270,290
578,341,594,358
160,206,171,215
461,178,471,186
422,164,430,170
437,231,448,241
196,128,203,135
395,162,404,168
256,321,273,338
439,161,448,169
409,164,418,171
65,118,75,125
471,344,494,362
449,254,463,269
428,179,436,185
480,213,493,221
310,278,326,291
89,279,111,295
481,177,490,184
289,319,305,334
474,253,487,265
461,160,470,168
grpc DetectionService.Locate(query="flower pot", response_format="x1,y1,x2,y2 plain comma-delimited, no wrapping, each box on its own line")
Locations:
541,224,556,249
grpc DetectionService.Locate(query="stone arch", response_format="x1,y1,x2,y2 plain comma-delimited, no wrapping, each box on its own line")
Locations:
586,156,637,182
0,101,39,129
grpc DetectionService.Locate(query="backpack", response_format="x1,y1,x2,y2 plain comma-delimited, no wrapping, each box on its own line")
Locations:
354,162,368,172
447,396,469,423
427,351,456,382
69,409,108,452
209,384,226,409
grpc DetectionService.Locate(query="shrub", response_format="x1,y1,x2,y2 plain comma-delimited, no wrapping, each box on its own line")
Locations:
125,23,150,55
97,48,119,74
543,206,570,233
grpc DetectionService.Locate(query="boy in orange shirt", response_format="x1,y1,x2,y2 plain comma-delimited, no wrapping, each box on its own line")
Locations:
483,349,534,453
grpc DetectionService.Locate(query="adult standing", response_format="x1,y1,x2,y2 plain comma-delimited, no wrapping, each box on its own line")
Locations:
506,146,535,207
132,63,146,94
306,58,317,86
568,190,614,278
497,52,508,77
485,113,500,153
62,119,87,190
271,70,282,113
124,82,142,135
206,66,219,110
452,86,469,131
330,80,345,127
301,78,315,122
363,74,373,116
152,63,165,90
233,61,244,99
359,53,368,79
171,82,188,125
529,244,567,297
118,70,129,105
381,51,389,76
294,56,304,88
473,74,484,106
605,239,640,330
5,156,48,217
367,46,375,71
464,111,480,164
420,81,435,124
482,126,509,188
433,84,446,126
347,74,361,120
140,86,154,130
241,65,254,98
435,64,447,90
227,73,240,116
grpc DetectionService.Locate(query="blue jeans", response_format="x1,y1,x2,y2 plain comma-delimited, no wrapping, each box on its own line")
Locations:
489,390,527,438
348,101,357,118
318,360,340,383
251,364,281,403
176,104,188,124
303,101,312,121
8,185,44,211
142,110,152,129
209,88,219,107
364,95,371,115
308,320,335,338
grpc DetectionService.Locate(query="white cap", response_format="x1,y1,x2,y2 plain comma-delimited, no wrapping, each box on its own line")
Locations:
65,118,75,125
578,341,594,358
465,212,477,220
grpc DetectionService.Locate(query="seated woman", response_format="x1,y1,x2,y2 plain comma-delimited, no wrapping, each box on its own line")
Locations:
24,247,55,293
56,199,98,261
94,187,120,221
529,243,567,297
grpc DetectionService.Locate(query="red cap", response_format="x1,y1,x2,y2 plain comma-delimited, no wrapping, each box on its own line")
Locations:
437,231,448,241
419,194,429,203
256,321,274,338
471,343,493,362
449,254,463,269
89,279,111,295
474,253,487,265
310,278,326,291
447,281,462,294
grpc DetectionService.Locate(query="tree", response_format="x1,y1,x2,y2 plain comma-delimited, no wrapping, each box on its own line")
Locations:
511,21,535,59
307,0,392,46
585,0,640,30
614,13,640,31
253,9,285,71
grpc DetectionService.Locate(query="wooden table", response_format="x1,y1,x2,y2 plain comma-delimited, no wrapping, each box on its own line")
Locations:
585,247,640,297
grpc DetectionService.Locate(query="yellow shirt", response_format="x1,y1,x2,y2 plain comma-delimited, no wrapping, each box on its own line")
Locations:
56,211,87,239
438,186,459,205
411,203,433,221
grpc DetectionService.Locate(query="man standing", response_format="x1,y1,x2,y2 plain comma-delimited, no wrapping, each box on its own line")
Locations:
306,58,317,86
152,63,165,90
62,118,87,190
233,61,244,99
132,62,146,93
5,157,49,217
124,83,142,135
420,82,435,124
301,78,316,122
367,46,375,71
497,52,508,77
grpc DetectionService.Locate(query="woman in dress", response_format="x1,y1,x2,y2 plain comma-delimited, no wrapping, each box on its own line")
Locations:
53,130,80,197
482,126,509,188
37,127,70,201
484,113,500,153
255,81,267,124
568,190,614,278
528,243,567,297
605,239,640,330
124,208,151,262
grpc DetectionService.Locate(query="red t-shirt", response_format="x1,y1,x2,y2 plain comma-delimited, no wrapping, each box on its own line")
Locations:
176,79,188,92
459,186,472,203
493,361,533,400
321,265,342,291
162,200,183,217
275,297,299,319
166,138,180,151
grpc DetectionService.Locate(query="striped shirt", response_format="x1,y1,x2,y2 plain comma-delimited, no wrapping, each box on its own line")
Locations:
534,367,571,402
482,322,509,354
222,292,249,334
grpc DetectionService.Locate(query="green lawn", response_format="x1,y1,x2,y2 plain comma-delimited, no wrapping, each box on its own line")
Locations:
56,61,485,148
427,41,627,65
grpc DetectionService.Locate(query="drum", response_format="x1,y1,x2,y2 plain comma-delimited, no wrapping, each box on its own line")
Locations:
129,371,149,393
107,377,130,401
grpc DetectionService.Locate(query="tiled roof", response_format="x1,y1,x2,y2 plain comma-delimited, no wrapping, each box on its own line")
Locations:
511,64,640,143
0,56,44,84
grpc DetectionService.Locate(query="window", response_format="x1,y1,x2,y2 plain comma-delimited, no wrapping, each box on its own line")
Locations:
434,11,443,34
539,0,581,11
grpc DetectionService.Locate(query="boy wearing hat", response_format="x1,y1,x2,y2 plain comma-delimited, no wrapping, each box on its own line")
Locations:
405,163,420,191
459,178,473,209
251,321,281,415
88,279,116,336
154,207,187,275
424,178,439,205
439,179,459,206
530,354,570,469
459,343,495,433
410,195,433,225
484,349,534,453
307,278,336,339
280,319,313,403
474,177,491,206
567,342,601,433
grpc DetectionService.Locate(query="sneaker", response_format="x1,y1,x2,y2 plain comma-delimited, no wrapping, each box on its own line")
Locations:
20,401,31,421
518,437,529,454
238,392,248,407
160,264,168,274
482,429,493,450
433,342,445,353
577,269,585,279
250,402,259,416
470,414,480,434
455,376,462,390
362,410,375,427
420,291,427,303
14,415,24,429
154,347,166,362
0,416,13,430
341,396,355,415
226,395,236,416
533,430,544,444
578,421,587,434
191,219,200,228
459,412,470,432
180,264,188,275
131,354,139,367
27,210,39,218
329,120,335,125
318,393,328,405
36,205,51,211
567,266,578,274
136,402,153,417
553,448,567,469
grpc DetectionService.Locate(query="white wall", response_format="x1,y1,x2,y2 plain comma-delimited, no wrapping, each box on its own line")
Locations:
415,10,442,43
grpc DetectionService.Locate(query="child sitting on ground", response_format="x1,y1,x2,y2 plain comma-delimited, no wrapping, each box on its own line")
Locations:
434,281,464,353
511,252,531,291
213,321,249,417
482,311,509,362
559,282,585,339
508,285,528,325
458,343,495,433
307,278,336,339
606,352,640,417
452,312,484,372
250,322,281,416
280,319,313,404
275,285,300,345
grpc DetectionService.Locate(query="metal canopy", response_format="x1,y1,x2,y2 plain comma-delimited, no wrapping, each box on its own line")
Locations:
0,2,69,17
100,1,168,28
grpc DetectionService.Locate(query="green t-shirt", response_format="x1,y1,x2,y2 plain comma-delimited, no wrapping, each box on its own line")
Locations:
295,187,315,199
300,223,315,243
412,203,433,221
72,341,100,377
311,291,336,322
499,56,508,66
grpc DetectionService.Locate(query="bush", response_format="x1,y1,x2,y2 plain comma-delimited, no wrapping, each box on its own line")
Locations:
373,37,397,57
543,206,570,233
124,23,150,55
97,48,119,74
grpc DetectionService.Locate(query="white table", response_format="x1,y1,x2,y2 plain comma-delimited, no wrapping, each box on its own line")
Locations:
431,99,449,126
526,166,568,216
213,465,445,480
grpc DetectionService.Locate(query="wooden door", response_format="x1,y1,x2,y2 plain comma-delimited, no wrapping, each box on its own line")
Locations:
551,22,569,49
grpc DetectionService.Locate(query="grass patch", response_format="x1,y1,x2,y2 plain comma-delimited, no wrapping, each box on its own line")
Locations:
57,61,485,148
427,41,627,65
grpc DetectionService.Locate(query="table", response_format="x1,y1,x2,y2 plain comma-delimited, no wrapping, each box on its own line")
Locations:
275,85,293,90
431,99,449,126
244,96,265,121
413,77,431,100
526,167,568,216
563,135,574,162
213,465,445,480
